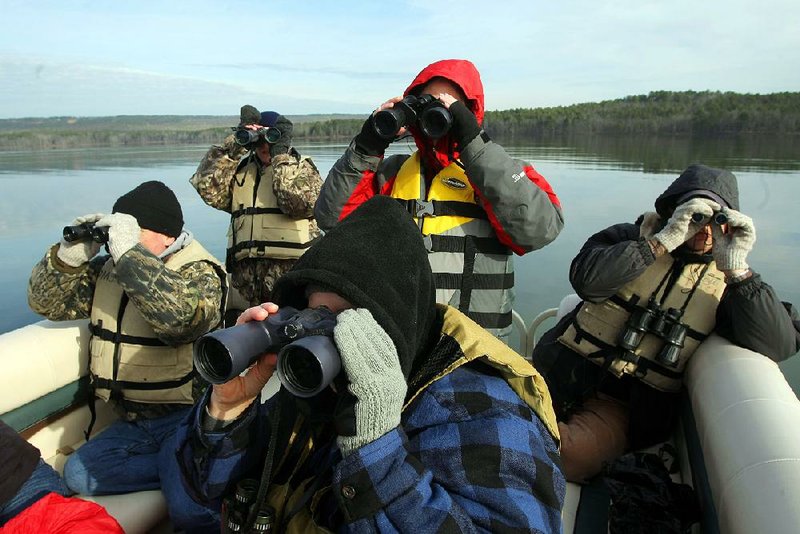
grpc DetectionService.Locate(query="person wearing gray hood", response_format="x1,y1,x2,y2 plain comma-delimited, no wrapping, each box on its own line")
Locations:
530,163,800,483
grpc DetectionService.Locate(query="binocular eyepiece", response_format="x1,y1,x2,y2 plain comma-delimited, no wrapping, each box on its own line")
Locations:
193,306,341,398
233,126,282,147
62,223,109,244
221,479,274,533
691,211,728,225
373,94,453,140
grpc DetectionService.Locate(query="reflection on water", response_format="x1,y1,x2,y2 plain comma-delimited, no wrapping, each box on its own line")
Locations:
1,136,798,393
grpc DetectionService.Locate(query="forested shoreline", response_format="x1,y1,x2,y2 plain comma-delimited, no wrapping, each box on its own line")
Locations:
1,91,797,151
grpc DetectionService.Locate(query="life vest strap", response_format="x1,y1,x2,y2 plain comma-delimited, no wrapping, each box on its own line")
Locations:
395,198,488,220
89,323,168,347
227,235,321,256
434,272,515,290
231,206,284,219
465,310,513,330
423,234,511,255
92,370,195,392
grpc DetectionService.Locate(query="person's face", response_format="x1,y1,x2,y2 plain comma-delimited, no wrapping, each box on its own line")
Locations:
684,224,714,255
254,142,271,165
139,229,176,256
308,291,352,314
420,78,466,103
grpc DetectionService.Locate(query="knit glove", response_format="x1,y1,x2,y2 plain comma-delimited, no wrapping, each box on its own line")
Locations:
449,100,482,147
355,115,392,156
711,207,756,271
334,308,406,456
653,198,719,252
96,213,141,263
239,104,261,126
269,115,293,157
57,213,105,267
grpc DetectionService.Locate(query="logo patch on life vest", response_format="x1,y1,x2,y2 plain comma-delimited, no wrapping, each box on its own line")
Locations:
441,177,467,190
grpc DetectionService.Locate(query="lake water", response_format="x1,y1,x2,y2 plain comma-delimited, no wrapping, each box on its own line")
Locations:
1,136,798,393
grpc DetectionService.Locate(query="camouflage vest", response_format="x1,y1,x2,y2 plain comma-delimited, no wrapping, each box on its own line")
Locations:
229,157,317,261
255,304,559,532
558,252,726,392
390,152,515,339
89,240,222,404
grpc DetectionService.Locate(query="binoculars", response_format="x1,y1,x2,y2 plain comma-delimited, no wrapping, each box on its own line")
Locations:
617,299,687,368
62,223,109,244
691,211,728,225
233,126,282,147
221,479,274,533
373,94,453,140
193,306,340,398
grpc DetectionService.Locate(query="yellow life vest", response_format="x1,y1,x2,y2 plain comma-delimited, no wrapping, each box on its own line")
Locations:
389,153,515,337
89,240,223,404
254,305,559,532
228,157,317,262
558,253,726,392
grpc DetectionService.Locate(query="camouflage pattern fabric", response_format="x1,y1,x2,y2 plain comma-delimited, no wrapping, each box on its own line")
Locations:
29,243,224,346
189,133,323,306
230,257,297,307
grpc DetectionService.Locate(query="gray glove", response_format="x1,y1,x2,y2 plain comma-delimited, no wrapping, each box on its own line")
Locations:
56,213,105,267
711,207,756,271
653,198,719,252
96,213,141,263
334,308,406,456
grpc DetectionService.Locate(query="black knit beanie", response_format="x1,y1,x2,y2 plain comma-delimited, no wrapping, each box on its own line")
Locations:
272,196,436,379
112,180,184,237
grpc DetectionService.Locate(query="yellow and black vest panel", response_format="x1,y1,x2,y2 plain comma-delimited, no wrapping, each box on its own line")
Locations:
390,153,514,336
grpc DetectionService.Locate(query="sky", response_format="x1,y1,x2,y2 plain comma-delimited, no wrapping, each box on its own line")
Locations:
0,0,798,118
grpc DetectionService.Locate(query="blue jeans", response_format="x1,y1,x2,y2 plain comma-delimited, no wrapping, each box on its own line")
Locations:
64,407,219,531
0,459,70,526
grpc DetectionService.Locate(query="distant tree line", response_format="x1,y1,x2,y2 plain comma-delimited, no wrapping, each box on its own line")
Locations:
0,91,797,151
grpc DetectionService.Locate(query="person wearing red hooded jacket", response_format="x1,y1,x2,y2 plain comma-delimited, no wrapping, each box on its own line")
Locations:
315,59,564,340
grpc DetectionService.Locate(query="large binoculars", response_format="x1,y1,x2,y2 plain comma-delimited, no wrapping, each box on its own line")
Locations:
193,306,340,397
62,223,109,244
373,94,453,140
618,299,687,368
233,126,282,147
691,211,728,225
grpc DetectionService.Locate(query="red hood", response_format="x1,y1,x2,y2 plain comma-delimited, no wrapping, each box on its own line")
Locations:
404,59,485,172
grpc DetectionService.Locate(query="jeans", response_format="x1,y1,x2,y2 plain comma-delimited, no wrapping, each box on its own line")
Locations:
64,407,219,531
0,459,70,526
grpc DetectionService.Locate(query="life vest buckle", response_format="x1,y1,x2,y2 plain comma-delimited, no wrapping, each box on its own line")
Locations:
414,200,435,218
423,235,433,252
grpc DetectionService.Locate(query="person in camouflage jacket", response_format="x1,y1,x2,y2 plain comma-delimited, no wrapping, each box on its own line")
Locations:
190,105,323,311
27,180,225,531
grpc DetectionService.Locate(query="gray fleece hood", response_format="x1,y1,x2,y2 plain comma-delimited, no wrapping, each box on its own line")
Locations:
654,164,740,217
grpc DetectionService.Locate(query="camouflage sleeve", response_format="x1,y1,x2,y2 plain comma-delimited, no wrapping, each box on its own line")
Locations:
271,153,323,218
27,244,106,321
189,134,249,213
114,245,224,346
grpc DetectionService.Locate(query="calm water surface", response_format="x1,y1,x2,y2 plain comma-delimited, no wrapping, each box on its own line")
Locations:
1,137,798,392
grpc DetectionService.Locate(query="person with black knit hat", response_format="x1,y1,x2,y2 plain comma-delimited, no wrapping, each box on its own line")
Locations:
190,104,323,314
530,163,800,483
28,180,228,530
174,195,566,533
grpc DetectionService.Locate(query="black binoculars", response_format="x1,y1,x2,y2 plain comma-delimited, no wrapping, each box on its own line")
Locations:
691,211,728,225
62,223,109,244
373,94,453,140
618,300,687,369
233,126,282,147
221,479,274,533
193,306,340,398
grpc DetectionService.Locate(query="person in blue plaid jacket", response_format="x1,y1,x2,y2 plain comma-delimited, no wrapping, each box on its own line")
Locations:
175,196,565,533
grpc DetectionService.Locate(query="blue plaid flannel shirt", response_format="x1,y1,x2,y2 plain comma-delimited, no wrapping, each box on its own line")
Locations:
176,362,565,533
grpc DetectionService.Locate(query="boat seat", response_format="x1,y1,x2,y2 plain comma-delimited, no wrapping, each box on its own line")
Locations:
0,319,173,534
